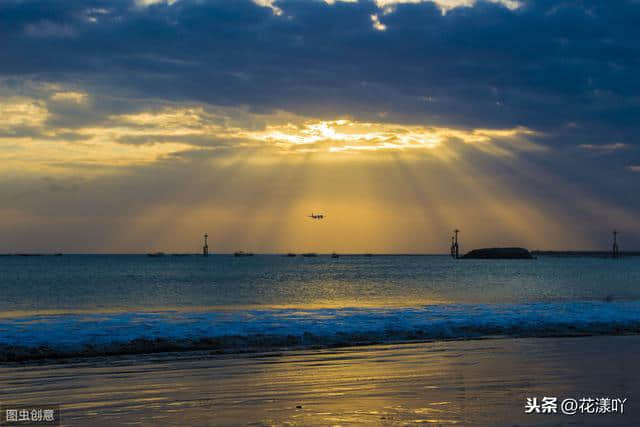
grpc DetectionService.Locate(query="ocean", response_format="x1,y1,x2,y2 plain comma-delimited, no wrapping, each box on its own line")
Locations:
1,254,639,360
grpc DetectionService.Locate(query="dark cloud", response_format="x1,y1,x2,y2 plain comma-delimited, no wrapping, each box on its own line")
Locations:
0,0,638,136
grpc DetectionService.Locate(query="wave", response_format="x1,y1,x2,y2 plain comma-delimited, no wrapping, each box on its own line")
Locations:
2,301,640,362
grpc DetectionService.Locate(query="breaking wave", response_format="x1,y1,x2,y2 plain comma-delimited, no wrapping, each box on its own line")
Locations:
2,301,640,362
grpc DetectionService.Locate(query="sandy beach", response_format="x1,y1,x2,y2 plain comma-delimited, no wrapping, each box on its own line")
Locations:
0,335,637,426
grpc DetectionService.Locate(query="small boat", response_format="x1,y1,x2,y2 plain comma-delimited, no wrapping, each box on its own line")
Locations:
331,253,340,258
234,251,254,257
301,253,317,257
147,252,165,257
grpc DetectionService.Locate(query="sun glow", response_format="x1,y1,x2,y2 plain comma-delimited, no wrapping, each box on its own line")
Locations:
245,119,540,157
0,95,636,253
0,97,544,178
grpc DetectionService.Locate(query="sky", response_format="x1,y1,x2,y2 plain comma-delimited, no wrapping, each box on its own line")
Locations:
0,0,639,253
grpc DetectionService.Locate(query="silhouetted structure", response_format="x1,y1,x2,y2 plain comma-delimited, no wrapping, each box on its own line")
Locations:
462,247,533,259
450,236,455,258
612,230,620,258
451,229,460,259
203,234,209,257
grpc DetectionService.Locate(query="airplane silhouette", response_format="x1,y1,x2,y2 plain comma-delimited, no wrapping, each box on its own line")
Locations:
308,213,325,220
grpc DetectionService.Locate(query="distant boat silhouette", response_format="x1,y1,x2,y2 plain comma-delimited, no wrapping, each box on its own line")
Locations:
331,253,340,258
363,253,373,257
147,252,166,257
234,251,254,257
302,253,317,257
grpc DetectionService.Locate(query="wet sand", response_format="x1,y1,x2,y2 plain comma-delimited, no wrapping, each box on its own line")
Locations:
0,335,638,426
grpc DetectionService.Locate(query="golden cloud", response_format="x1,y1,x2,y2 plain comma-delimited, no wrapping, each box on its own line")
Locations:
50,91,88,104
0,98,49,129
0,99,544,178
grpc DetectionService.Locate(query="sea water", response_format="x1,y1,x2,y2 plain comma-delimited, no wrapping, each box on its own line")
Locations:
1,254,639,359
